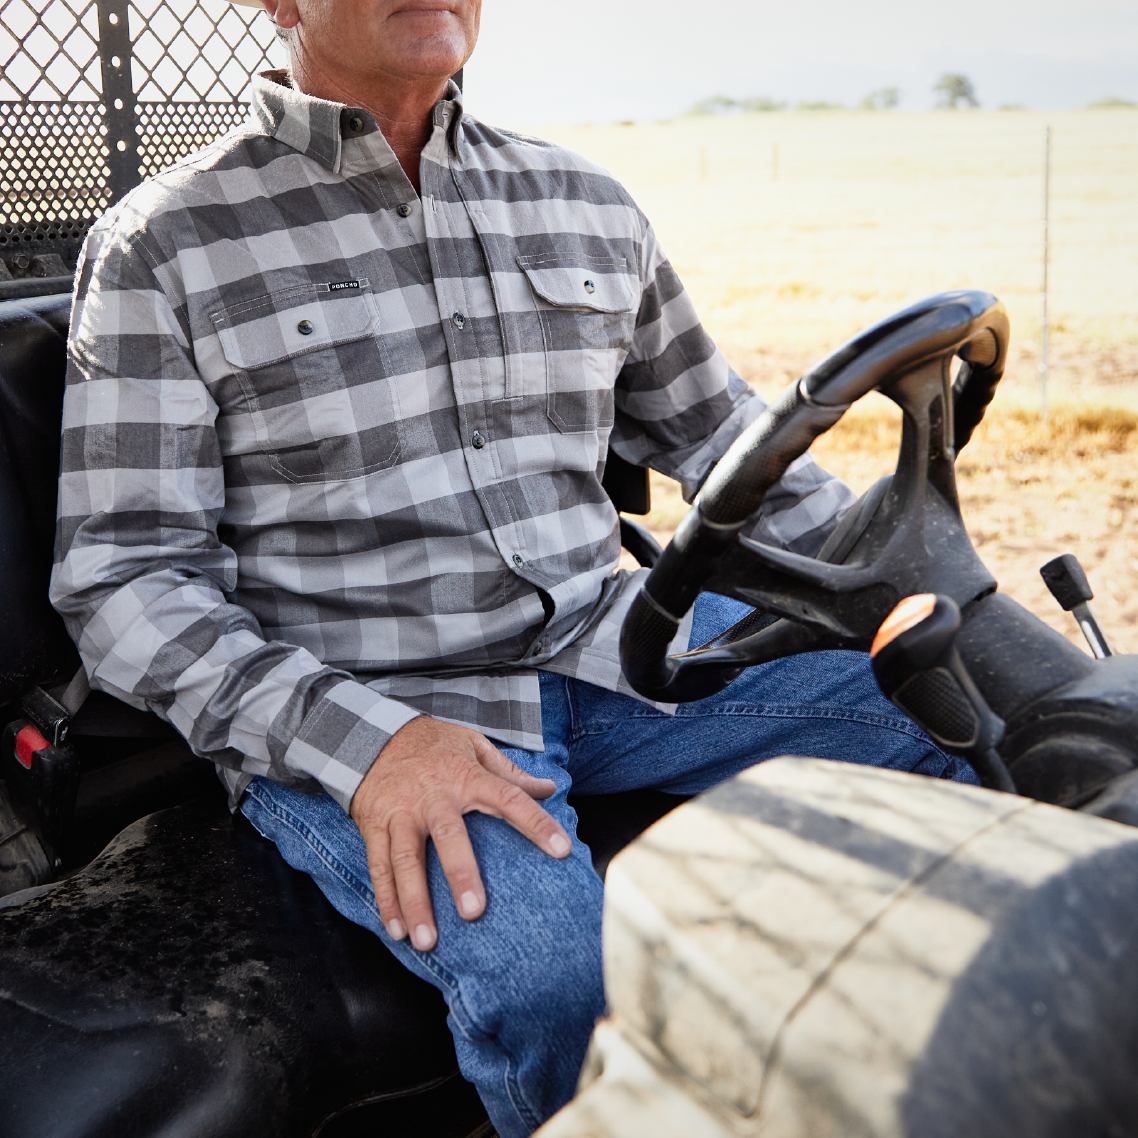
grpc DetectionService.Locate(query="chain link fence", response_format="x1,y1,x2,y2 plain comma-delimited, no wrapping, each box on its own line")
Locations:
0,0,281,292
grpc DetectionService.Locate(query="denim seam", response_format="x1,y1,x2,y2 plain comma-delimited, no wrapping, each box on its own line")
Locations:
447,990,544,1134
246,788,469,987
247,784,377,904
245,782,542,1133
568,703,932,744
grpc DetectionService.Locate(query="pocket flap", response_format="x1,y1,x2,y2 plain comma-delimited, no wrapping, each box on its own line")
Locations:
212,282,378,370
516,254,638,314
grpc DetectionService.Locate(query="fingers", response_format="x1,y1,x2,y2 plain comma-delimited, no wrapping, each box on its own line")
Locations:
471,774,571,860
352,721,570,954
388,813,437,951
426,806,487,921
363,822,408,942
474,736,557,799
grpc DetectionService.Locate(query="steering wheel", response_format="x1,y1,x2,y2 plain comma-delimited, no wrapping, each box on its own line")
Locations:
620,289,1010,703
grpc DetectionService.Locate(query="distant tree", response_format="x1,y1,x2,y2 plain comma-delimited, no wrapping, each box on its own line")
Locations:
934,73,978,109
859,87,900,110
1089,96,1136,108
691,95,740,116
796,100,844,111
742,95,787,112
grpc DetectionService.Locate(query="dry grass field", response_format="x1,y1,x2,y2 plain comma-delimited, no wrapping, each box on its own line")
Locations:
534,109,1138,654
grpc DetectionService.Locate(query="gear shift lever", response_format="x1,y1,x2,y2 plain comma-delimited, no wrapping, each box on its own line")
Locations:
1040,554,1114,659
871,594,1016,793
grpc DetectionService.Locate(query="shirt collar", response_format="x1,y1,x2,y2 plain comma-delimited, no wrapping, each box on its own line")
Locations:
249,69,465,173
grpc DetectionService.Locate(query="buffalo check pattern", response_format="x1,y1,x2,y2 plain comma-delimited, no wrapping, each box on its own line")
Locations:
51,73,856,811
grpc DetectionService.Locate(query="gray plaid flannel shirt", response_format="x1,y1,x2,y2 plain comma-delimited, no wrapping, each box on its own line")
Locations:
51,74,855,812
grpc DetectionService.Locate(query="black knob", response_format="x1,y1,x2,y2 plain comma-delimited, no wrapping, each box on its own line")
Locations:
1040,554,1094,612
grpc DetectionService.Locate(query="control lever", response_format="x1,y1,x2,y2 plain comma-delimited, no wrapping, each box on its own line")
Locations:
871,594,1016,793
1040,554,1114,659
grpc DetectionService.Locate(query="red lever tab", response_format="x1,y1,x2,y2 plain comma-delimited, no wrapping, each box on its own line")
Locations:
15,724,50,770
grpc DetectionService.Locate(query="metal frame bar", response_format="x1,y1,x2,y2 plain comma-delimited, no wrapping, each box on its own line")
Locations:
0,0,278,293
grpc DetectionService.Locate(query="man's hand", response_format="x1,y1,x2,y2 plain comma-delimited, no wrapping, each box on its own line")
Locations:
350,717,570,951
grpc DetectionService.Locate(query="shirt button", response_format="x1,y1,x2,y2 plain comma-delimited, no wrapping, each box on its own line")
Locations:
297,319,314,335
584,279,596,294
396,202,413,218
451,311,467,328
348,115,364,132
512,553,524,568
471,431,486,449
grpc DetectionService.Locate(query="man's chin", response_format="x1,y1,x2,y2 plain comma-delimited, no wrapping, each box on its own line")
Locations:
380,36,469,82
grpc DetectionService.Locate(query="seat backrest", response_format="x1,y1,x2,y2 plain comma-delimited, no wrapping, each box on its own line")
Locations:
0,292,78,704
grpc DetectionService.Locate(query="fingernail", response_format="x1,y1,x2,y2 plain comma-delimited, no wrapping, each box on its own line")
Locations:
387,918,406,940
549,833,571,857
460,890,481,917
413,924,435,950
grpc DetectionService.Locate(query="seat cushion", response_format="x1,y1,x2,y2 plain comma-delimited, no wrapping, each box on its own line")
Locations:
0,794,485,1138
0,292,79,702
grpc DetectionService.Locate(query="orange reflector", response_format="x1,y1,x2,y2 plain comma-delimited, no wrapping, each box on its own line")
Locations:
871,594,937,658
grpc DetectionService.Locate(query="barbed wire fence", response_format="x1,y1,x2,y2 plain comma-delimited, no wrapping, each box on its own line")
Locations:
0,0,281,288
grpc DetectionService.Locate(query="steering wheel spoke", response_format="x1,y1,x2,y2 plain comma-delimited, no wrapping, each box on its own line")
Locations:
733,535,882,592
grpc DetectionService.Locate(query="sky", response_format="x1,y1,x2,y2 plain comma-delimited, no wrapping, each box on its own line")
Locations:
463,0,1138,124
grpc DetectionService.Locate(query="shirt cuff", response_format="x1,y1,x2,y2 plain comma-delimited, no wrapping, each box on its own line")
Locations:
282,679,421,812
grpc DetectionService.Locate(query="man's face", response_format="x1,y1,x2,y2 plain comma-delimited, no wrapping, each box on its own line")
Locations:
275,0,480,84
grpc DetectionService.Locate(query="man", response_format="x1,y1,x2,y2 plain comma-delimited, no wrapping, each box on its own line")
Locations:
51,2,975,1133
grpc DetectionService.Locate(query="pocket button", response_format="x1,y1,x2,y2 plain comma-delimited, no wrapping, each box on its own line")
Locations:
583,279,596,294
297,319,315,336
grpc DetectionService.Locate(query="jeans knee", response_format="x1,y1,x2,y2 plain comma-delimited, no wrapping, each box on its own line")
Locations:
455,822,605,1039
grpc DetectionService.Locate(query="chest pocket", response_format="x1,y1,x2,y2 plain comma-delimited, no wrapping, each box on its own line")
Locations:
212,282,404,483
516,253,639,434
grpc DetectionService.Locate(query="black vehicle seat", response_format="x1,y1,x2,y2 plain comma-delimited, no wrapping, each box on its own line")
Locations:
0,793,489,1138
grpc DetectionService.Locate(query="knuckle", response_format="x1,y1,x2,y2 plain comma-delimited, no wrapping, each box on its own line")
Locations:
390,846,422,874
496,782,528,810
375,891,401,919
374,881,399,906
429,816,468,846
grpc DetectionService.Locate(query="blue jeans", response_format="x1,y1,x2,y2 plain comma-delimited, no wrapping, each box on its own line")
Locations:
241,595,976,1136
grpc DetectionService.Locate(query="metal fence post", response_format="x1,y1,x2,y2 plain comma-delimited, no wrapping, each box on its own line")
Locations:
1039,124,1051,423
96,0,142,205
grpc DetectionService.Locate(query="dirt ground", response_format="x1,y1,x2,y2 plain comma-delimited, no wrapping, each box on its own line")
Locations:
630,345,1138,657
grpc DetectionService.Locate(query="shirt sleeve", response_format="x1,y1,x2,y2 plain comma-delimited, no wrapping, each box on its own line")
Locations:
49,217,419,813
611,222,857,556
